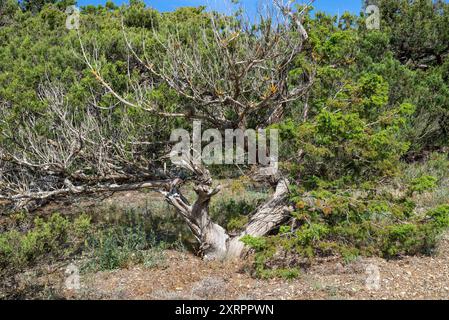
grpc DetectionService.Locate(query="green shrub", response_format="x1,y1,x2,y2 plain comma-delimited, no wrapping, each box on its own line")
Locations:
427,205,449,228
260,268,300,280
83,225,168,272
242,192,449,277
73,213,92,238
84,226,145,270
210,191,267,232
0,205,182,273
0,213,85,269
227,215,249,232
246,159,449,278
240,235,267,251
409,175,438,194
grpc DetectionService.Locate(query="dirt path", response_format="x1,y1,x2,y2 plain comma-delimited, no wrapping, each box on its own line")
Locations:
71,232,449,300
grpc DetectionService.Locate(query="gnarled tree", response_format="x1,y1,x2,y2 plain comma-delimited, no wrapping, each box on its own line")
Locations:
0,1,313,259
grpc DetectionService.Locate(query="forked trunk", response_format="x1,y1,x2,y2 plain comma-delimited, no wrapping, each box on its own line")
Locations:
163,169,292,260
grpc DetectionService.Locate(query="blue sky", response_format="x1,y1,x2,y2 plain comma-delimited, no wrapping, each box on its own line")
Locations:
77,0,364,16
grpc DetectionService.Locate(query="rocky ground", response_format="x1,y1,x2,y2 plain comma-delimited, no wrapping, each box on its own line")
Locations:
3,188,449,300
23,231,447,300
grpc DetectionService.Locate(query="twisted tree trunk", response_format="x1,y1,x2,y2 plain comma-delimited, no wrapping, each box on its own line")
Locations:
226,179,292,259
161,160,293,260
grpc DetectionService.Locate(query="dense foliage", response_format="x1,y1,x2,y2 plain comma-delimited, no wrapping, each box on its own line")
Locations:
1,0,449,278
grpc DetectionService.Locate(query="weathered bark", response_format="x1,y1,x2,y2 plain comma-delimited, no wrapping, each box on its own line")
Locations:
161,160,293,260
226,179,293,259
0,179,174,213
163,181,229,260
